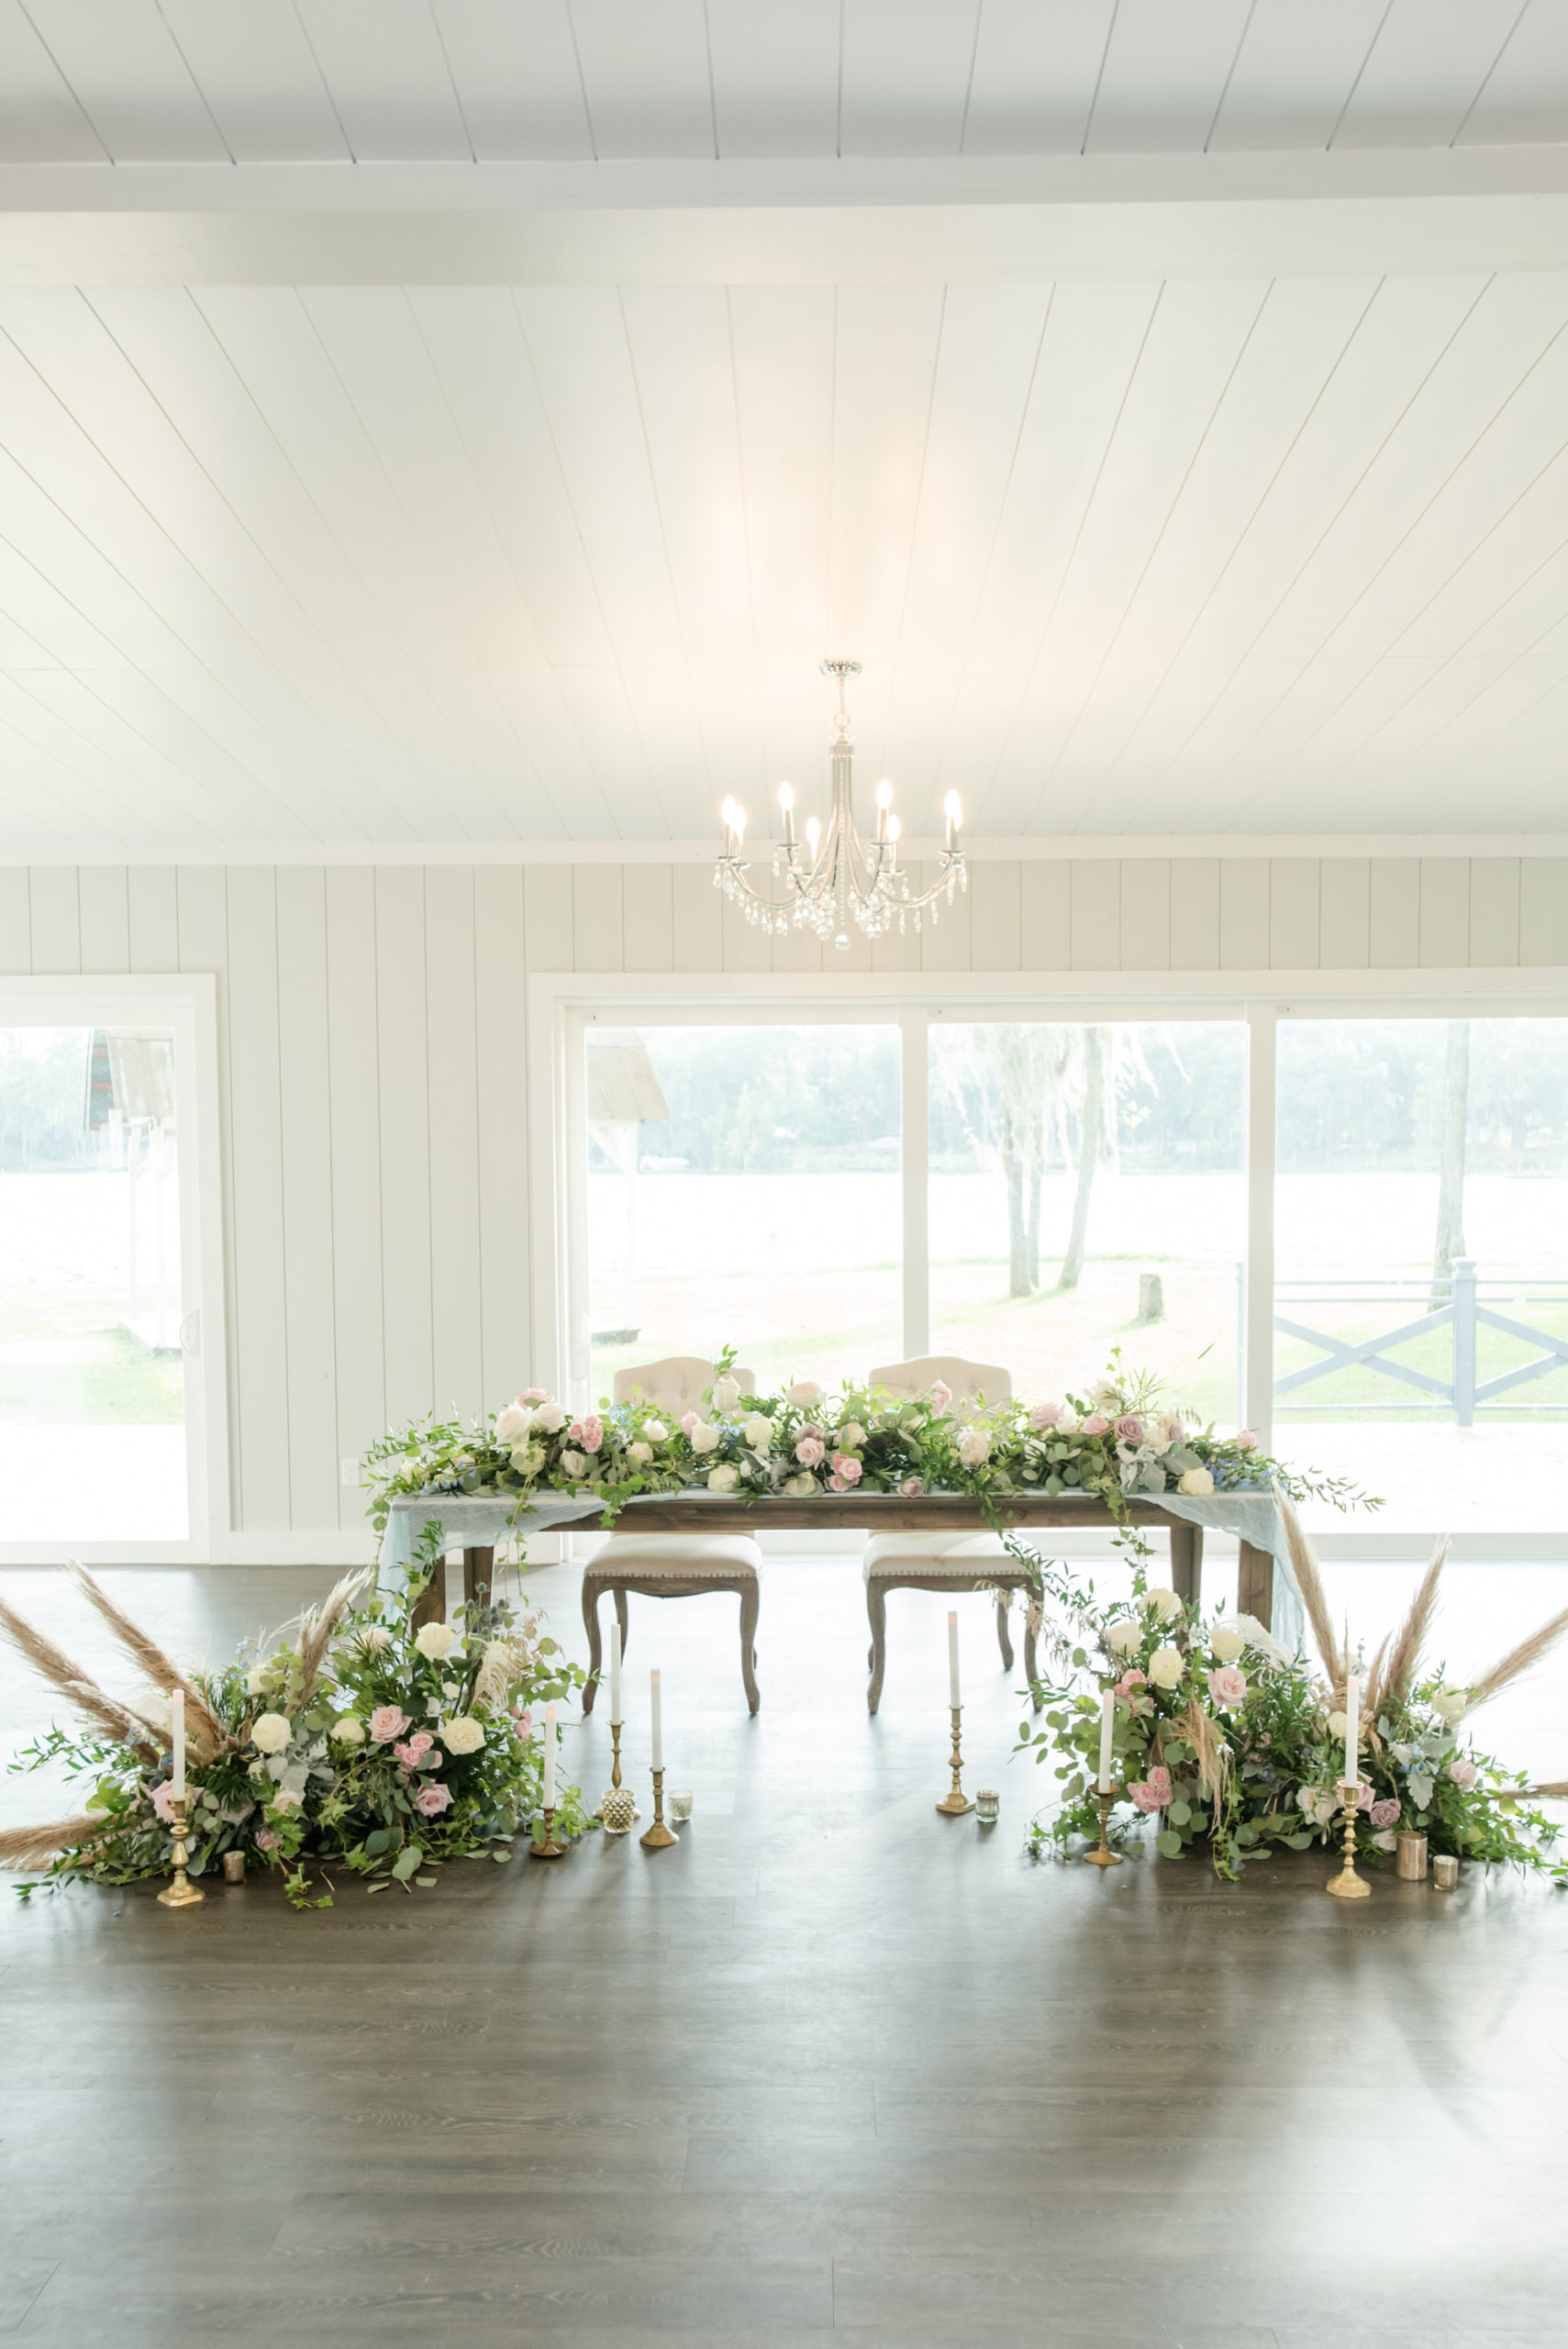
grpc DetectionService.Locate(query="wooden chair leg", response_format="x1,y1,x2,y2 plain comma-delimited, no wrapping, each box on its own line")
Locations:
614,1586,629,1664
581,1577,604,1716
994,1588,1015,1671
1024,1617,1040,1710
738,1580,761,1716
866,1578,887,1715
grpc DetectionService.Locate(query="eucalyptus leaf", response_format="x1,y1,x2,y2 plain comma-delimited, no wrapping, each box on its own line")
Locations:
1156,1829,1183,1859
1168,1798,1192,1826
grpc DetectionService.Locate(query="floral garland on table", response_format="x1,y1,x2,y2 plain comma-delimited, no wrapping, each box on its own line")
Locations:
1013,1508,1567,1880
2,1530,588,1908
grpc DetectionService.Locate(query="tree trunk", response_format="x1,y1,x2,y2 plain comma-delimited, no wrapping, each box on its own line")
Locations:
1024,1147,1042,1292
1005,1141,1031,1297
1058,1026,1109,1292
1430,1019,1470,1308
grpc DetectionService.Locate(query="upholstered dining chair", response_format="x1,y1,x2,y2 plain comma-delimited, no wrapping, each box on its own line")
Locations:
861,1353,1039,1715
580,1356,763,1717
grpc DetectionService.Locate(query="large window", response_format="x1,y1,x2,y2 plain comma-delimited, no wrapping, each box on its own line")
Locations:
0,1023,189,1541
585,1022,902,1395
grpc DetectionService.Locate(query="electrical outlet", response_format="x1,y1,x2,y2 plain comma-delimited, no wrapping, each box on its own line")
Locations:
340,1456,360,1487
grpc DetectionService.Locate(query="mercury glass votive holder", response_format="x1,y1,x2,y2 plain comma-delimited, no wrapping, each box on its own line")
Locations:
669,1790,694,1821
975,1789,1000,1824
1432,1853,1459,1890
1395,1831,1428,1881
221,1850,247,1884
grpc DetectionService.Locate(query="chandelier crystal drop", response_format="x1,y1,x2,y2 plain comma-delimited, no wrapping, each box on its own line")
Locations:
715,659,966,952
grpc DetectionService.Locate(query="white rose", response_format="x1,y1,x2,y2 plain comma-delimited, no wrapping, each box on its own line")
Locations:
1177,1466,1215,1497
643,1419,668,1442
531,1401,566,1434
495,1403,531,1443
713,1375,740,1411
250,1711,292,1753
1105,1620,1141,1657
245,1664,269,1695
1327,1709,1347,1739
329,1714,365,1745
785,1471,817,1497
357,1625,390,1653
441,1715,485,1755
559,1448,587,1477
1147,1645,1184,1689
707,1464,740,1494
956,1428,991,1467
1432,1687,1469,1723
689,1420,719,1453
788,1380,823,1406
742,1415,772,1449
628,1441,653,1465
415,1621,457,1660
1210,1626,1245,1663
1144,1587,1183,1623
839,1421,866,1449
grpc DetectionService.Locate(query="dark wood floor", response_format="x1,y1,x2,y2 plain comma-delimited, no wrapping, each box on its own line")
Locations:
1,1549,1566,2344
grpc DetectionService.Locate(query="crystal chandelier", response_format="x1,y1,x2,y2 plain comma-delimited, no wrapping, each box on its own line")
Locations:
716,659,966,951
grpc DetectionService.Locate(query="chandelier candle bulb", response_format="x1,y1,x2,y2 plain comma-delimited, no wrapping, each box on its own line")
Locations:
1097,1690,1115,1794
948,1612,961,1708
651,1669,662,1771
171,1687,185,1803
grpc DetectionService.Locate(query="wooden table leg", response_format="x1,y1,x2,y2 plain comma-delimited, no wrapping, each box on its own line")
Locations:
462,1545,495,1612
410,1550,447,1633
1170,1522,1203,1613
865,1579,887,1716
1238,1538,1273,1629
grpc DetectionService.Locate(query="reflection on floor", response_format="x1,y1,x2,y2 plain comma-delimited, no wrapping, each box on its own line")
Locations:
1,1548,1565,2343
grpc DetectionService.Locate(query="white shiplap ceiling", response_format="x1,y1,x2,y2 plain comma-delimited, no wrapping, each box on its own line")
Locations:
2,2,1568,851
2,0,1566,167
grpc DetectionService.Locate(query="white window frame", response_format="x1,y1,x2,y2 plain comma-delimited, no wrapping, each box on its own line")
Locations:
530,963,1568,1563
0,974,230,1564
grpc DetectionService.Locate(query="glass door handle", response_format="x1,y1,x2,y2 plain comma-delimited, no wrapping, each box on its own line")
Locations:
180,1309,201,1357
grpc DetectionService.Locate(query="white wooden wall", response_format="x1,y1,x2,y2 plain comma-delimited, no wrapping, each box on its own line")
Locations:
1,853,1563,1545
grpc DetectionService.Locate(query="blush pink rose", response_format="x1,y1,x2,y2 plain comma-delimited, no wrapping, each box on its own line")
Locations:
394,1733,437,1770
795,1434,826,1467
519,1387,547,1403
512,1707,532,1737
679,1410,699,1437
369,1704,411,1744
255,1827,281,1852
1029,1402,1062,1430
899,1476,925,1497
1145,1764,1172,1798
1081,1413,1111,1436
1114,1668,1147,1698
1207,1664,1248,1708
930,1380,952,1414
581,1415,603,1453
1129,1762,1173,1811
1235,1428,1259,1451
1370,1798,1400,1829
1356,1779,1375,1811
413,1783,453,1817
151,1779,180,1825
830,1453,862,1486
1114,1413,1146,1443
1448,1757,1479,1789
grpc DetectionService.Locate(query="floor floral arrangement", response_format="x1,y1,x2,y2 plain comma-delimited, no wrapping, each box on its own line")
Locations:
1,1528,587,1906
1012,1494,1568,1878
362,1346,1366,1538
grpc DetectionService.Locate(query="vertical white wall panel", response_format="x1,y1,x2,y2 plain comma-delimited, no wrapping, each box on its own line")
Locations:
1218,862,1269,969
323,864,385,1524
473,864,530,1408
1519,859,1568,965
1118,860,1170,970
224,865,292,1529
968,862,1021,972
374,866,434,1429
1418,858,1471,967
28,866,80,971
78,866,129,970
1019,861,1071,971
572,864,624,970
1369,859,1420,966
128,865,178,970
1269,860,1320,969
672,862,722,970
1318,858,1370,968
1069,862,1119,970
524,864,573,969
1468,859,1519,966
772,917,825,973
274,866,339,1530
622,864,673,973
175,866,238,1525
722,888,772,972
0,869,31,972
425,866,485,1420
1169,860,1220,970
920,864,973,973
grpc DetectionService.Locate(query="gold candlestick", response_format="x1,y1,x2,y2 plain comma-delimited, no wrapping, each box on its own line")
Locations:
1084,1782,1123,1866
594,1720,639,1823
157,1798,206,1908
640,1765,678,1848
1326,1780,1371,1899
530,1804,564,1859
936,1705,974,1815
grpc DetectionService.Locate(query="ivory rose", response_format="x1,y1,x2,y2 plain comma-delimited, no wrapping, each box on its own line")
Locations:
1207,1664,1248,1708
899,1476,925,1497
707,1464,740,1494
788,1380,823,1406
1177,1466,1215,1497
530,1400,566,1434
1144,1587,1183,1623
713,1375,741,1411
495,1402,531,1443
1148,1645,1184,1689
330,1714,366,1744
742,1415,772,1449
839,1421,866,1449
559,1449,587,1478
643,1419,668,1442
1433,1687,1469,1723
442,1715,485,1755
688,1420,720,1453
1210,1625,1246,1663
368,1704,411,1743
628,1442,653,1465
956,1428,991,1468
414,1784,453,1817
1448,1756,1479,1788
415,1620,457,1660
1105,1620,1141,1657
250,1712,291,1754
785,1471,817,1497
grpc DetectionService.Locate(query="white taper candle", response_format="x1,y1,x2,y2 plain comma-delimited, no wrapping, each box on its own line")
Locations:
542,1702,557,1808
609,1619,623,1726
1343,1674,1359,1792
651,1669,662,1770
1097,1689,1115,1794
171,1687,185,1802
948,1611,961,1709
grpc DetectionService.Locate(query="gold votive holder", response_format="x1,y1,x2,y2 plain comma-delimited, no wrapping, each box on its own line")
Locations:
600,1787,638,1834
221,1849,247,1884
975,1789,999,1825
1432,1853,1459,1890
1395,1831,1428,1881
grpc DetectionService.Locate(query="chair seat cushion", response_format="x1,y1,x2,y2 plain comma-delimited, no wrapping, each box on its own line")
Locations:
862,1531,1021,1580
594,1532,762,1578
